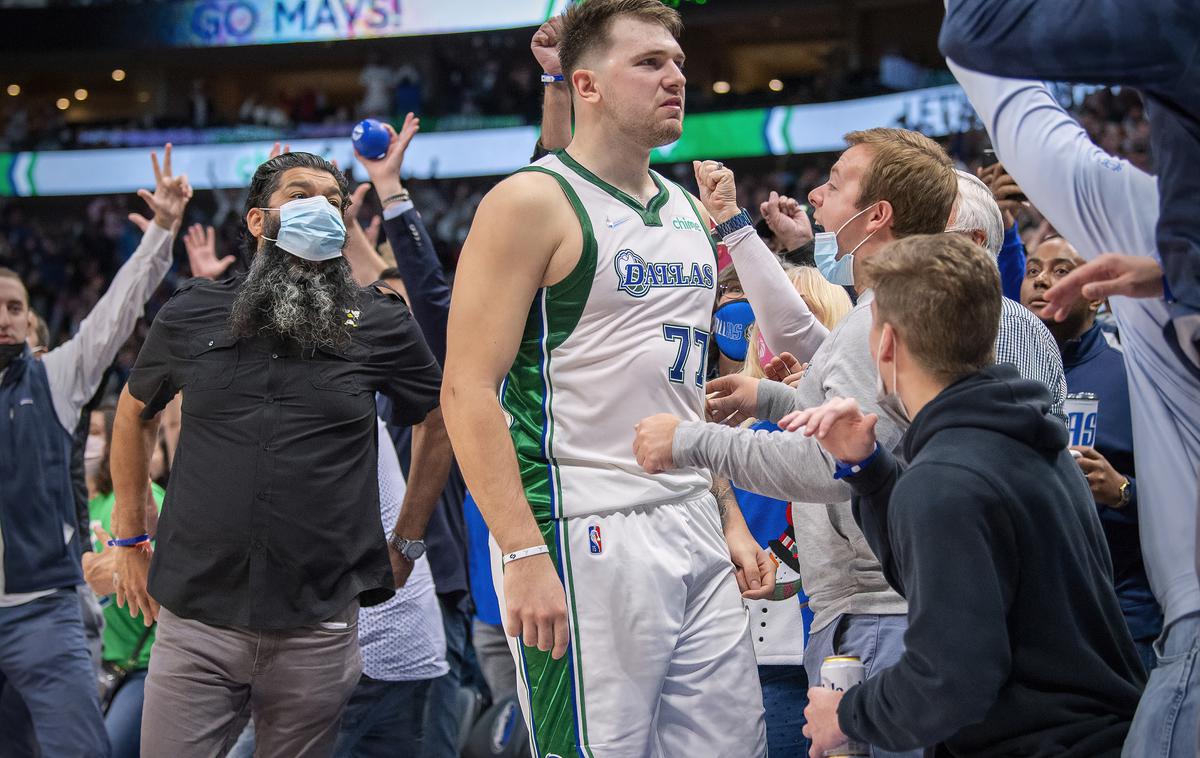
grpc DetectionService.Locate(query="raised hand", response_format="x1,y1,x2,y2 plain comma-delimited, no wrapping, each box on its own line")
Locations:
978,162,1026,229
268,141,291,160
760,191,814,250
693,160,740,225
531,15,564,76
363,216,382,249
354,113,420,200
182,224,236,281
346,182,372,227
136,144,192,232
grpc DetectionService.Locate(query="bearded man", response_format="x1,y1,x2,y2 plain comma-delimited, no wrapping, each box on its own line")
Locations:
107,152,450,758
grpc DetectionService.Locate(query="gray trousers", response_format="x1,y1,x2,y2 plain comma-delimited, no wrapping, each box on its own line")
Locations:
472,618,516,701
141,603,361,758
804,612,921,758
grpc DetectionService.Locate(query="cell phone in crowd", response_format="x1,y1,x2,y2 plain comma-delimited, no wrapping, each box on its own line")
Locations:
981,148,1028,202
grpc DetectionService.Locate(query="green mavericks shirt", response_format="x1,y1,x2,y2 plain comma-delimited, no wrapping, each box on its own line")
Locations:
89,485,164,669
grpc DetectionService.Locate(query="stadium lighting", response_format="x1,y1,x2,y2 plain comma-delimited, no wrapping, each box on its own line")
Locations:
56,97,70,110
111,69,126,82
75,89,88,101
713,80,731,94
769,79,784,92
6,84,18,97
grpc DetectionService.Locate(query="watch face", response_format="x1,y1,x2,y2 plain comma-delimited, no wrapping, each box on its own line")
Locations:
403,541,426,560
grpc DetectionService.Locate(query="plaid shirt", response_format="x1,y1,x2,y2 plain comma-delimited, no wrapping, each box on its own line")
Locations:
996,297,1067,421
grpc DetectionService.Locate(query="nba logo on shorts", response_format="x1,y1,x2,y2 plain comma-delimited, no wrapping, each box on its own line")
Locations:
588,525,603,555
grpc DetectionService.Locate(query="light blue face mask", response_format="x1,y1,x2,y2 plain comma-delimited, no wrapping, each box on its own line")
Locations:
261,195,347,262
813,204,877,286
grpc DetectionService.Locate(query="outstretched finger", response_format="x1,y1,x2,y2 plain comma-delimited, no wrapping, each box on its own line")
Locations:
1043,268,1094,321
162,142,173,178
150,151,162,186
127,213,150,233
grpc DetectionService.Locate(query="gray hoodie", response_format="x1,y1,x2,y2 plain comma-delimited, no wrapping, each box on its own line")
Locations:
675,290,908,632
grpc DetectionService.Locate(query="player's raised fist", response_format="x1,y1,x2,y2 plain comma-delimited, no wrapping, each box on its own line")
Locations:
693,160,740,224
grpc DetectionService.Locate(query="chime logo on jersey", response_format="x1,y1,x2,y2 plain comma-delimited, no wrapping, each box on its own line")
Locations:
588,525,603,554
614,248,715,298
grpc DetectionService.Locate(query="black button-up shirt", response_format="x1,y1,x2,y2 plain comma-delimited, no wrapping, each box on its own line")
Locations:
127,275,441,629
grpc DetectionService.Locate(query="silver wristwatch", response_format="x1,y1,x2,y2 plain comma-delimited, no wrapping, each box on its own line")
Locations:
388,533,426,562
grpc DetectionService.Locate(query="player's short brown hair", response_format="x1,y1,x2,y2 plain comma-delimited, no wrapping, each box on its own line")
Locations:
559,0,683,80
844,128,958,239
865,234,1000,382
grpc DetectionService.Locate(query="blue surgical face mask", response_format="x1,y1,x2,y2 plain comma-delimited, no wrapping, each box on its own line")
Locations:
712,299,755,361
813,204,877,286
261,195,347,262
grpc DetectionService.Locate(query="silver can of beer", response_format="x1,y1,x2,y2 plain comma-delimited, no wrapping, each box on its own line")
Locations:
820,656,869,757
1064,392,1099,448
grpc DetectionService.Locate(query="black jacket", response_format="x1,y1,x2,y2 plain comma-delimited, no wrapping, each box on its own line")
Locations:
839,364,1144,757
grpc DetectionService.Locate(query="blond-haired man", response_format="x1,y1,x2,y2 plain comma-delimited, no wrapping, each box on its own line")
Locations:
634,126,959,758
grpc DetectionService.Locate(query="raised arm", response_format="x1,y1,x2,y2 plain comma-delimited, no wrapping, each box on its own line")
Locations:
947,60,1159,261
531,16,572,156
696,164,828,363
42,145,190,432
354,113,452,364
442,171,578,660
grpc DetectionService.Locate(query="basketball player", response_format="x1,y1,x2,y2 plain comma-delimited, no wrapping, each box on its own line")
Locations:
441,2,769,756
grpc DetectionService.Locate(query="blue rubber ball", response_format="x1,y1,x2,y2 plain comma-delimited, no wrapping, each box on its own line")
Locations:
352,118,390,160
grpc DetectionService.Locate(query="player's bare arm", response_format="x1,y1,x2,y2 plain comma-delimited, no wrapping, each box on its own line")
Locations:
442,170,581,660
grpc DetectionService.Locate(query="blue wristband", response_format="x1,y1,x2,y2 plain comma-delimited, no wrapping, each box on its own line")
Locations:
107,533,150,548
540,73,565,84
833,442,881,480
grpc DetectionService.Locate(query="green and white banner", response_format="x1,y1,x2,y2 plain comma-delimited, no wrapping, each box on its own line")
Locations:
0,85,976,197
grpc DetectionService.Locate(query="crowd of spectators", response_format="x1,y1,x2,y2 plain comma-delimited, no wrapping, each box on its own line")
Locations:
0,81,1150,365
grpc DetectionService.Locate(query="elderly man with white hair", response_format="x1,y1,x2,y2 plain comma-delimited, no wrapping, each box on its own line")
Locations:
948,168,1068,419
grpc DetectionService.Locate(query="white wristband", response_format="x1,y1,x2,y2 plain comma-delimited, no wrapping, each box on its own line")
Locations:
502,545,550,564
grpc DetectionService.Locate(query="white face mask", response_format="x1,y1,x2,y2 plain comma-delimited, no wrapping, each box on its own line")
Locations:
874,326,911,427
813,204,878,286
84,434,105,479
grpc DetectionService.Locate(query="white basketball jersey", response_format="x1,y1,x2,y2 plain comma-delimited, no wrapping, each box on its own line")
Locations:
502,152,717,521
